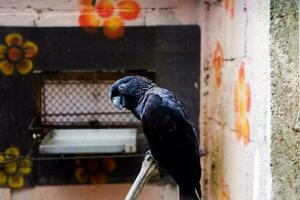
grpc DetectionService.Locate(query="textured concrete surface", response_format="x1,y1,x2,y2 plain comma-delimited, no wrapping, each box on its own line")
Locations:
0,188,11,200
199,0,272,199
270,1,300,200
0,0,299,200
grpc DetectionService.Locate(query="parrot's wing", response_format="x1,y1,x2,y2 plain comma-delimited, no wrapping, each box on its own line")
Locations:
141,93,200,189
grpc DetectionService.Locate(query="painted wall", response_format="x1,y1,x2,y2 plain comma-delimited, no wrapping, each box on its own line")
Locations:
1,0,299,200
0,0,199,199
199,0,272,200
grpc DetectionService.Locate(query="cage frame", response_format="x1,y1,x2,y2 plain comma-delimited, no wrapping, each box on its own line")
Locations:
29,70,155,158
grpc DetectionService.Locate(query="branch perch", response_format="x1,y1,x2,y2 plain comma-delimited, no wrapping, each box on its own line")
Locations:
125,152,160,200
125,149,206,200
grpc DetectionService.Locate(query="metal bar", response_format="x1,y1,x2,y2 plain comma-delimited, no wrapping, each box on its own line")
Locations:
43,112,133,116
0,153,145,166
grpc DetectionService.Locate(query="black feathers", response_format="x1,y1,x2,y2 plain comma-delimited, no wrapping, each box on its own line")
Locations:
110,76,201,200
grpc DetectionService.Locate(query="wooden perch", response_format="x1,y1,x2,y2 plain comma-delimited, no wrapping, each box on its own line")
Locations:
125,149,206,200
125,152,161,200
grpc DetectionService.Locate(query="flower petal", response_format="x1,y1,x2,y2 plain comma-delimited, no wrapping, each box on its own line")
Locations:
0,155,4,164
8,174,24,189
242,117,250,145
79,8,102,33
245,83,251,112
0,60,14,76
5,33,23,47
23,41,38,59
0,45,7,60
118,0,140,20
18,159,32,175
4,162,18,174
235,115,242,141
103,16,125,39
16,59,33,75
5,146,20,160
0,170,7,185
238,63,245,86
102,158,116,173
96,0,114,18
75,167,89,183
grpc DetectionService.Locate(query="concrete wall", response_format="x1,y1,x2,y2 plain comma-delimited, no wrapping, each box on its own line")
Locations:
1,0,300,200
199,0,272,200
0,0,198,199
270,1,300,199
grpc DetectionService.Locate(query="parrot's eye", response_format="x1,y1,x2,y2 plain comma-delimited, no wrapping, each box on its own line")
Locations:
118,83,126,93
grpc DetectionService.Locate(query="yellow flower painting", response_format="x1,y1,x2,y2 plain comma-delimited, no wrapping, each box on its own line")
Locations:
0,33,38,76
0,147,32,189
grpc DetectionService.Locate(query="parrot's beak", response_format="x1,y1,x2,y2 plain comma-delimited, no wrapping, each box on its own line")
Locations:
112,96,126,110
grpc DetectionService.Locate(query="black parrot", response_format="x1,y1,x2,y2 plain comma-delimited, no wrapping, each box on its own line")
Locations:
109,76,201,200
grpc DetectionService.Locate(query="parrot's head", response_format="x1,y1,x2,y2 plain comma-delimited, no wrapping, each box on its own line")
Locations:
109,76,156,110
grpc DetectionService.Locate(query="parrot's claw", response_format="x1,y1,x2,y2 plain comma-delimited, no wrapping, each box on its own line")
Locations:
145,150,151,156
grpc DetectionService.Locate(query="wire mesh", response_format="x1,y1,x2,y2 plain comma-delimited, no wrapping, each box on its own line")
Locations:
41,80,139,126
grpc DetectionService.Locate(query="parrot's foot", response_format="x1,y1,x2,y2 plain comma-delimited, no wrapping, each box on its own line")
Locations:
145,150,151,156
144,150,168,177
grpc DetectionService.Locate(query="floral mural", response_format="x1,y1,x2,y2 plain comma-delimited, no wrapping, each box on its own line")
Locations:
74,158,117,184
0,33,38,76
234,62,251,145
224,0,235,19
79,0,140,39
0,147,32,189
213,41,224,88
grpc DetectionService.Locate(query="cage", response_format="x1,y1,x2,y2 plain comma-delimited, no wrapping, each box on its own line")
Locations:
29,70,155,157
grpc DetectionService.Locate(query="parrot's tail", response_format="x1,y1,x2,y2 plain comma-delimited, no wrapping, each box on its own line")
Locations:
179,184,201,200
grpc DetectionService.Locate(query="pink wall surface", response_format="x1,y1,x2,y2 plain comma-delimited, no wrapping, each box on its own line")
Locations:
10,184,177,200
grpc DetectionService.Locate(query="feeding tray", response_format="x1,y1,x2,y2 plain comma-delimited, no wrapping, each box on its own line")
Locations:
39,128,137,154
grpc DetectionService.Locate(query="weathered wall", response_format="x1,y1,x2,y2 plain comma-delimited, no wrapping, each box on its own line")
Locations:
270,1,300,200
11,184,178,200
1,0,299,200
0,0,198,26
199,0,272,199
0,0,199,199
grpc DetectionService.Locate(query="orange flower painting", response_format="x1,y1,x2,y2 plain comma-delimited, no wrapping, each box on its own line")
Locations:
118,0,140,20
213,41,224,88
103,16,125,39
96,0,114,18
0,33,38,76
224,0,235,19
234,62,251,145
79,6,102,33
0,147,33,189
79,0,141,39
74,158,116,184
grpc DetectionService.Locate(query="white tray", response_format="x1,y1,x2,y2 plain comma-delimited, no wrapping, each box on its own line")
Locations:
39,128,137,154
